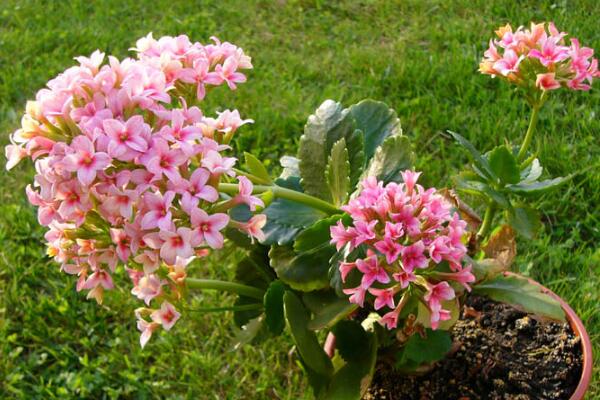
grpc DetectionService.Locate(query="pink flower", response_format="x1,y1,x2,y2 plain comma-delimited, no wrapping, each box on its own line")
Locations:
102,116,149,159
63,136,111,185
429,302,452,330
330,220,356,251
131,274,163,305
424,281,455,310
141,191,175,230
5,143,28,170
142,138,186,182
342,286,367,307
179,168,219,211
356,255,389,288
368,288,396,310
201,150,236,176
83,269,114,290
212,54,247,90
493,49,523,76
137,318,159,348
190,208,229,249
352,220,377,247
158,227,195,265
401,241,428,272
528,37,569,67
440,266,476,292
110,228,131,261
339,261,356,283
238,214,267,243
159,109,202,155
374,237,402,264
379,309,400,330
151,301,181,330
535,72,561,90
401,170,421,194
392,269,416,289
234,176,264,211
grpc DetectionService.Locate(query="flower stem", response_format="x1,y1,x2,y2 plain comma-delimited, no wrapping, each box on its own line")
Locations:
185,278,265,300
218,183,340,215
517,92,547,162
477,203,496,240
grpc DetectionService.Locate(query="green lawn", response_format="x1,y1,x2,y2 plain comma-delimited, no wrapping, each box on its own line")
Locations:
0,0,598,398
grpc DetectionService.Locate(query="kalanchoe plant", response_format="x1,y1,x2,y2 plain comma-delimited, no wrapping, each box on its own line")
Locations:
5,23,595,400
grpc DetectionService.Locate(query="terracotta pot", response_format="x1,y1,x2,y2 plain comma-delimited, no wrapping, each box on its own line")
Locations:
323,272,593,400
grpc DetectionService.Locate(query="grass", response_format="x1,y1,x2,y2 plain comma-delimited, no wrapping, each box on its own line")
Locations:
0,0,598,398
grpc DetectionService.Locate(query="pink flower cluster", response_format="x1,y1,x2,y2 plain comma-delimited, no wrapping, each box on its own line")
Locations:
330,171,475,330
480,22,599,91
5,34,266,347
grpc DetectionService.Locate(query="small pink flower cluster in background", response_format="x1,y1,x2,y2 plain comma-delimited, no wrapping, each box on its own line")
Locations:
5,34,265,347
480,22,599,91
330,171,475,330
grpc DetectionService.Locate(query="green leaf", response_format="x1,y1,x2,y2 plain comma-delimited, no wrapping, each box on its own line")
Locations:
294,214,345,253
233,248,273,328
363,135,414,183
488,146,520,184
262,177,328,245
303,291,358,330
326,138,351,207
323,323,377,400
346,129,365,188
232,316,266,347
244,152,273,184
519,158,543,184
447,131,496,180
348,99,402,162
507,204,541,239
263,280,286,335
280,155,300,179
270,244,336,292
398,329,452,368
506,176,572,196
298,100,355,201
284,291,333,376
454,176,510,208
473,274,565,321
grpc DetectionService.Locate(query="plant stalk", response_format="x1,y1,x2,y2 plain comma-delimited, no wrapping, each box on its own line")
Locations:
218,183,339,215
477,203,496,239
517,92,547,162
186,278,265,300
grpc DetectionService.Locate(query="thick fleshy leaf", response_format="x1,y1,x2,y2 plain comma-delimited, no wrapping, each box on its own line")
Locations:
506,204,541,239
326,138,351,207
284,291,333,376
298,100,355,201
488,145,520,184
294,214,345,253
348,99,402,162
262,177,328,245
263,280,286,335
270,244,336,292
346,129,365,188
363,135,414,183
506,176,572,196
519,158,543,184
397,329,452,369
323,322,377,400
415,299,460,331
473,274,565,321
280,155,300,179
244,152,273,184
304,291,358,330
454,176,510,208
448,131,497,181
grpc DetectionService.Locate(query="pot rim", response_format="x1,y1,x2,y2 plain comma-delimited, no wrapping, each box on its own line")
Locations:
324,272,593,399
503,272,593,400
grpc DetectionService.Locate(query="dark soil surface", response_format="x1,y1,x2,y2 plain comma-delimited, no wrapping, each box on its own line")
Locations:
364,295,583,400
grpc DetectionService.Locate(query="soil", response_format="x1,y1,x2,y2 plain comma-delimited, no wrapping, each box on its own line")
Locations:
364,295,583,400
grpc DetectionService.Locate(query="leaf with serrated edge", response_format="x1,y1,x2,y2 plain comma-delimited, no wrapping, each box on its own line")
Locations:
507,204,540,239
488,146,520,184
298,100,354,201
326,138,351,207
363,135,415,184
294,214,344,253
270,245,335,291
507,176,571,195
473,274,565,321
263,280,286,335
348,99,402,162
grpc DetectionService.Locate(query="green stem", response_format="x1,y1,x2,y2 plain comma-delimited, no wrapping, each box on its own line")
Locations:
477,203,496,239
232,168,271,185
186,278,265,300
187,304,263,313
219,183,340,215
517,92,547,162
